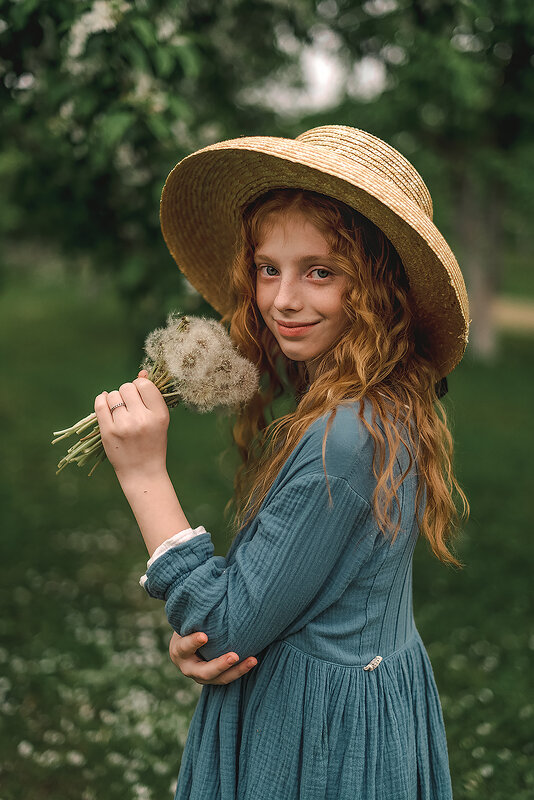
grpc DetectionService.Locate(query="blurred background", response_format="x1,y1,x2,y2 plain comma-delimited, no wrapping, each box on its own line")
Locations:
0,1,532,798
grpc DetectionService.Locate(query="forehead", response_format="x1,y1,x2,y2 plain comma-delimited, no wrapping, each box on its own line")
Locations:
254,209,331,250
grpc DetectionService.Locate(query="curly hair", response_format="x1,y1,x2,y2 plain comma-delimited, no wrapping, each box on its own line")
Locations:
219,188,469,568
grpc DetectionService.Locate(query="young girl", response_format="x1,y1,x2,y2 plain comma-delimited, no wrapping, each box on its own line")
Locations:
94,125,469,799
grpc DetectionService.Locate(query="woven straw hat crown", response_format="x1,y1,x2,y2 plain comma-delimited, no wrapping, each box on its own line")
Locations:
160,124,469,378
296,126,434,219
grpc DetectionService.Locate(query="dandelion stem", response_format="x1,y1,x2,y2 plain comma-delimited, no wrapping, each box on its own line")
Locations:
51,413,99,443
79,429,100,443
88,449,107,477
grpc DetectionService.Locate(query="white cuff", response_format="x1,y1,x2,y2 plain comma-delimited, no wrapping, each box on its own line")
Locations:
139,525,207,588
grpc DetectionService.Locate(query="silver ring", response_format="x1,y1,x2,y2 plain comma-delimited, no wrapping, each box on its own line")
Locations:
109,402,126,413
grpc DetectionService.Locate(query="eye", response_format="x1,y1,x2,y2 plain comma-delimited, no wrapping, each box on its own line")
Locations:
257,265,278,277
310,268,333,279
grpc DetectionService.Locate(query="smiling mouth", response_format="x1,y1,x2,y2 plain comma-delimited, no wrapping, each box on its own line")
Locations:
275,320,319,337
274,320,320,328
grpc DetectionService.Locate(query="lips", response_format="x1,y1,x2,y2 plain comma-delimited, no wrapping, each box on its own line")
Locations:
275,320,319,337
275,320,319,328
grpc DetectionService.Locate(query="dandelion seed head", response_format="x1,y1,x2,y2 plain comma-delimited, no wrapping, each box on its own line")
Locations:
156,313,259,411
144,327,165,361
181,353,197,370
158,310,190,355
215,358,232,374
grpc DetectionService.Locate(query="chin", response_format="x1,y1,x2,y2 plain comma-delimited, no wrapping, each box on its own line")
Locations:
280,346,315,362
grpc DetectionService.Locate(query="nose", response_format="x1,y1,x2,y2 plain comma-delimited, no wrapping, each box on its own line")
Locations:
273,274,304,313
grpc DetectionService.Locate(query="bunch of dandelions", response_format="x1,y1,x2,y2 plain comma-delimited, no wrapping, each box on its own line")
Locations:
52,312,259,476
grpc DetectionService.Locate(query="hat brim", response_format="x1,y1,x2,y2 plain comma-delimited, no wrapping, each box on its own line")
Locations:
160,136,469,378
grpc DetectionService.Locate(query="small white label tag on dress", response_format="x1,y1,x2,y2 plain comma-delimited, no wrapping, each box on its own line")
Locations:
363,656,383,671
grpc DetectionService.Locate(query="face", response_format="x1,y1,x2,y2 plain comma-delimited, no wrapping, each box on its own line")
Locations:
254,209,351,380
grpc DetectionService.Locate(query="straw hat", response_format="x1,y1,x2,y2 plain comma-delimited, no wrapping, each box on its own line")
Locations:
160,125,469,378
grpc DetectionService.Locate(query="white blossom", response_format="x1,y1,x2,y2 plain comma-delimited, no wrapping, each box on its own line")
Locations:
65,0,131,74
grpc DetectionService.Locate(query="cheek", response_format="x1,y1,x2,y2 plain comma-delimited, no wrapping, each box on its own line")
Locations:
254,283,269,323
255,279,273,314
323,287,348,318
325,290,351,334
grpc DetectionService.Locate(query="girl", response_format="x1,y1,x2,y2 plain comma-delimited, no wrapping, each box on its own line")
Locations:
94,125,469,799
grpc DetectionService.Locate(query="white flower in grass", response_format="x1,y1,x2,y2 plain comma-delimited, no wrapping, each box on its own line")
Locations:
35,749,61,767
18,740,34,758
133,784,152,799
66,750,86,766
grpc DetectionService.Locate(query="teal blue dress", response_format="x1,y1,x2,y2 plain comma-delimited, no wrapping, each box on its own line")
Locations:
143,399,454,799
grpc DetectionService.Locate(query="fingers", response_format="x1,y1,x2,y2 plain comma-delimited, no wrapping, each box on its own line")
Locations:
169,631,206,664
198,653,258,686
169,632,257,685
188,652,258,686
114,382,143,409
94,379,162,422
133,377,168,415
107,388,129,411
94,390,113,429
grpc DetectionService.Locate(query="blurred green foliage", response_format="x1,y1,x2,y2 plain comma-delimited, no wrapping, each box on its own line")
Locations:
0,0,317,326
1,0,533,330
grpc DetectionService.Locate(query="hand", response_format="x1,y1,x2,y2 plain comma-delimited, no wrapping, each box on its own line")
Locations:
94,369,170,480
169,631,258,686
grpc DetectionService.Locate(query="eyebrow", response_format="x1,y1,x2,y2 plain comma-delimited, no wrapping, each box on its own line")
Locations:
253,254,334,264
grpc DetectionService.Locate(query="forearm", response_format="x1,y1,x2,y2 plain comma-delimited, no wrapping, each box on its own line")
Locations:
117,470,191,558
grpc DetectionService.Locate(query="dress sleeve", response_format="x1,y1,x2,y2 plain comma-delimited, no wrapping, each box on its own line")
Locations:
142,471,372,661
138,526,207,588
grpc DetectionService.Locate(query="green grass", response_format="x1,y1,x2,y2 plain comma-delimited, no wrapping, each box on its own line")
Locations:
0,272,532,799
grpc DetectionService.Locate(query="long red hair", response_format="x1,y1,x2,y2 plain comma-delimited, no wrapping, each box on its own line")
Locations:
220,188,468,568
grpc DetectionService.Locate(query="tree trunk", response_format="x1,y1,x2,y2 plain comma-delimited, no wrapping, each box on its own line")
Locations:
456,172,502,362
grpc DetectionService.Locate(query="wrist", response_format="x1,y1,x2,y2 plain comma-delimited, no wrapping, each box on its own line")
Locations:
114,468,191,557
115,466,170,496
